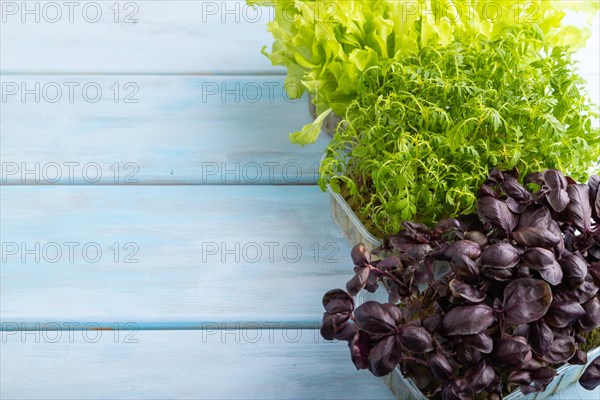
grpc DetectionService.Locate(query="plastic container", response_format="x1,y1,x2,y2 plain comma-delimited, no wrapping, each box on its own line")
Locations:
326,183,381,251
325,177,450,277
503,347,600,400
308,95,343,136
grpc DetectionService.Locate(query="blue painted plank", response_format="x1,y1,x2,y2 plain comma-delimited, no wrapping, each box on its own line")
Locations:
2,2,597,79
0,327,595,399
0,185,353,326
0,329,395,399
0,75,328,184
552,383,600,400
0,0,280,74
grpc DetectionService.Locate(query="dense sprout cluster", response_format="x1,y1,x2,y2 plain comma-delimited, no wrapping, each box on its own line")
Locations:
319,27,600,236
321,169,600,399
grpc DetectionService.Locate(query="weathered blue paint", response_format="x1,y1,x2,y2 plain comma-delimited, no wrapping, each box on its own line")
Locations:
0,76,328,184
0,329,396,399
0,186,354,324
0,1,282,74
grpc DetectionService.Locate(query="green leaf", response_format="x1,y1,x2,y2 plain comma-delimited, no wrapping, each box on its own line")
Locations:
318,27,600,236
289,108,333,146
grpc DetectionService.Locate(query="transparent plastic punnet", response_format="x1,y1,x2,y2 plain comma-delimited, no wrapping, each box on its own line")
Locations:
326,183,381,250
325,179,600,400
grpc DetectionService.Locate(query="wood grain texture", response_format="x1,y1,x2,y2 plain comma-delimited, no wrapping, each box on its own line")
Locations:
0,0,281,74
0,329,395,399
0,75,327,184
1,2,598,77
1,328,596,399
553,384,600,400
0,185,354,326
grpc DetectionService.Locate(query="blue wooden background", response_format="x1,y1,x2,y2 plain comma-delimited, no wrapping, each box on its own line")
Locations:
0,1,599,398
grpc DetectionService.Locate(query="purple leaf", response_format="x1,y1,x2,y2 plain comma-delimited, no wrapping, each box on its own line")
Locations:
488,168,505,183
565,184,592,233
320,313,337,340
377,256,401,270
554,281,598,304
518,205,551,229
443,304,495,335
483,266,514,281
503,278,552,324
354,301,397,335
506,197,528,213
544,301,586,328
444,240,482,261
477,196,518,235
398,324,434,353
548,220,565,256
402,221,431,243
569,349,588,365
513,323,530,338
546,187,570,213
546,189,569,214
428,353,453,380
451,254,480,284
382,304,405,325
513,226,561,248
449,279,486,302
465,361,496,393
516,264,532,278
579,297,600,331
493,337,532,368
351,243,371,267
479,243,520,269
591,179,600,223
558,253,588,287
441,377,474,400
525,171,545,186
407,243,433,261
519,384,540,395
433,218,461,237
322,289,354,314
456,342,483,365
349,330,371,370
542,335,576,363
434,331,456,357
522,247,563,286
544,170,568,191
463,332,494,354
580,356,600,390
508,370,532,385
532,367,556,387
422,313,442,333
368,335,401,377
464,230,489,247
346,266,370,296
589,175,600,219
590,243,600,262
480,184,499,198
529,320,554,356
388,234,417,253
334,322,358,342
501,174,530,202
544,169,569,212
